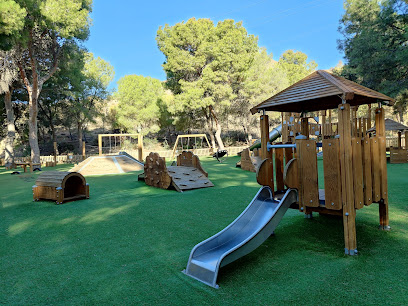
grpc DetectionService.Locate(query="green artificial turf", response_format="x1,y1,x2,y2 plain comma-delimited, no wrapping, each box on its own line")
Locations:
1,157,408,304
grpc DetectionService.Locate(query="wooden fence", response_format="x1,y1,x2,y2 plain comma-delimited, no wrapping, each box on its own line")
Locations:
1,146,248,166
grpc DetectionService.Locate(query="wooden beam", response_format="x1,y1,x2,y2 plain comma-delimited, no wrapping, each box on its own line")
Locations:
398,131,402,149
259,114,274,191
138,134,143,161
375,108,389,229
301,118,309,139
338,103,357,255
98,134,102,156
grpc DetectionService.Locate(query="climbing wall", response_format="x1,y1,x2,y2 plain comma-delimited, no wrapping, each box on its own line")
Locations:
239,148,262,172
142,151,213,192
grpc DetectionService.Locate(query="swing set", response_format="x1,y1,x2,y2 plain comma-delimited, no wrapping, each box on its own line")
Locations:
171,134,212,159
98,133,143,161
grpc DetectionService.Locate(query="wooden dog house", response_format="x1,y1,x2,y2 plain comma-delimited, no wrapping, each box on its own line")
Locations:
33,171,89,204
368,118,408,163
250,70,394,255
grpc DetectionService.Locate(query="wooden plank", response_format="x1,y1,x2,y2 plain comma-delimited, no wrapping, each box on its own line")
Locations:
275,146,284,191
375,107,389,228
379,136,388,200
301,118,309,139
338,103,357,254
352,137,364,209
322,139,342,210
297,139,319,208
363,137,373,205
371,137,381,202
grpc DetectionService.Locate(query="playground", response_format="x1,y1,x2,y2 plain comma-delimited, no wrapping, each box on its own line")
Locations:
1,155,408,304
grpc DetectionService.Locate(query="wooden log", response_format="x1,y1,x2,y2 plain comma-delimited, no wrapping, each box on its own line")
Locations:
322,138,342,210
338,103,357,254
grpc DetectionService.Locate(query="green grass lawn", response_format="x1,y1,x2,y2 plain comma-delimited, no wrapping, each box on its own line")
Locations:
1,156,408,304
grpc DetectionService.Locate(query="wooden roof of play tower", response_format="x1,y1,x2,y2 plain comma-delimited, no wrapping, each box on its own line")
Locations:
251,70,395,114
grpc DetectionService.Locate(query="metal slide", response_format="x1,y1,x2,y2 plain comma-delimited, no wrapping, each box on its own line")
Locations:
183,187,297,288
249,124,282,151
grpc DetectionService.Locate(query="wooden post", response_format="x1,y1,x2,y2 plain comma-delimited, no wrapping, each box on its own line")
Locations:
98,134,102,156
281,113,288,143
397,131,402,149
260,114,274,191
338,103,357,255
367,104,372,129
301,118,309,139
138,134,144,161
275,145,284,191
53,141,58,166
375,107,389,230
82,141,86,161
405,131,408,149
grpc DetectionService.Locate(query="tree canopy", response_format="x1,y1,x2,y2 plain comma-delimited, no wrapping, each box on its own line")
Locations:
115,75,163,134
339,0,408,96
278,50,317,85
156,18,259,148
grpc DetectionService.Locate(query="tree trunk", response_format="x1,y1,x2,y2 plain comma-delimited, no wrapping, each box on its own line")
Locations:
28,90,41,163
50,122,59,155
4,90,16,167
399,110,404,123
209,106,225,150
214,120,225,150
77,121,83,154
204,114,216,150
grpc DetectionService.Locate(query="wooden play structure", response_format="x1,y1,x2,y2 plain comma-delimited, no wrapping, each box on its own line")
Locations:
171,134,212,159
33,171,89,204
368,118,408,164
98,133,143,160
70,153,144,176
250,70,394,255
236,148,262,172
139,151,214,192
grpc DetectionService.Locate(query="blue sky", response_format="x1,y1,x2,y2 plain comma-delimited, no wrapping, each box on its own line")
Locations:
85,0,345,88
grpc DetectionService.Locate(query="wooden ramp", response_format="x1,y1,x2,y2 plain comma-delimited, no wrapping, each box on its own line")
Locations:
70,155,144,176
140,151,213,192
